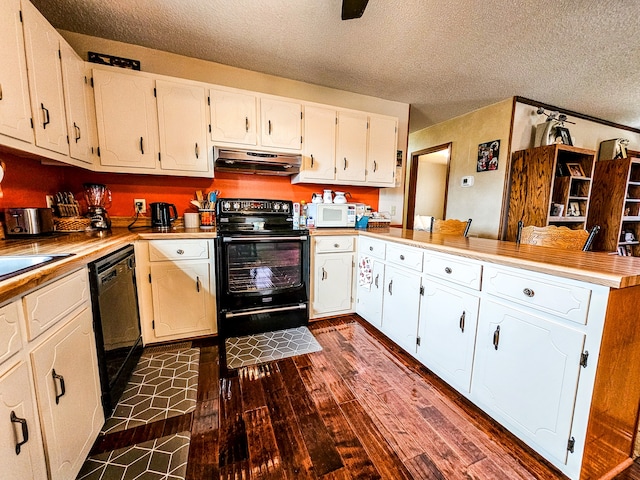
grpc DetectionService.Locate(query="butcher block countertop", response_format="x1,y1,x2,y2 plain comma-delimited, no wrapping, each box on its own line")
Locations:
2,225,640,306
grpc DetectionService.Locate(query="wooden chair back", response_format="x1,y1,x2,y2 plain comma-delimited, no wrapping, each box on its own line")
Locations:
516,222,600,251
430,218,472,237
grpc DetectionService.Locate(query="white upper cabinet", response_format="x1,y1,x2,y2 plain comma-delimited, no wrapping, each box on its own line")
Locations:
299,105,337,181
260,97,302,150
60,43,96,165
93,68,159,170
336,111,367,182
209,88,257,146
156,79,209,173
0,0,33,143
366,114,397,186
21,0,68,155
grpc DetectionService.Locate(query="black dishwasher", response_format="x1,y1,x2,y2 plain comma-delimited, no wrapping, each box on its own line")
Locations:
88,244,143,417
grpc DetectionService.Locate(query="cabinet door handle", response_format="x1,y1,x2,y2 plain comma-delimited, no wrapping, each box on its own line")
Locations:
343,157,347,170
523,288,535,297
0,83,3,100
388,279,393,295
10,411,29,455
73,122,81,142
245,116,249,132
139,137,144,154
268,119,272,135
374,273,379,288
459,311,465,332
41,103,50,129
52,369,66,404
196,276,201,292
373,160,378,172
445,267,452,274
195,142,199,159
321,267,327,280
492,326,500,350
310,154,314,168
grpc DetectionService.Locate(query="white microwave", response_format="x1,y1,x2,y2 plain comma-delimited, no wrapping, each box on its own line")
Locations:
307,203,356,228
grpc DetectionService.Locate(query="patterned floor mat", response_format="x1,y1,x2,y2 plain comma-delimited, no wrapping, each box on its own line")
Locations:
225,326,322,369
101,347,200,434
77,431,190,480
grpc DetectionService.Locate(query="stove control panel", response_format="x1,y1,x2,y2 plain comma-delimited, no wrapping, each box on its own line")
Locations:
218,199,292,215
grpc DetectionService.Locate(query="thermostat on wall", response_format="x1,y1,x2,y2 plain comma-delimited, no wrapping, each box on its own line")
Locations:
461,175,474,187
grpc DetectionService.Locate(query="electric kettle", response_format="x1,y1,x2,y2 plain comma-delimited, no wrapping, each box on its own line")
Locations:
150,202,178,229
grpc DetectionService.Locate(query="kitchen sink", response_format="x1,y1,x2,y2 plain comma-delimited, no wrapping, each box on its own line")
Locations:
0,254,75,282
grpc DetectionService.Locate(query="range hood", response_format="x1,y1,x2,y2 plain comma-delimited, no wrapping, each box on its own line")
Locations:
214,148,302,176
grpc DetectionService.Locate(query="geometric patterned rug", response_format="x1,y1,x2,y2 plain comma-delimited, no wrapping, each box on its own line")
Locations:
101,347,200,435
76,431,190,480
225,326,322,369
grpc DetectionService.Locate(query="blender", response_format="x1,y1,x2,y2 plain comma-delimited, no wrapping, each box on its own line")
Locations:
83,183,112,230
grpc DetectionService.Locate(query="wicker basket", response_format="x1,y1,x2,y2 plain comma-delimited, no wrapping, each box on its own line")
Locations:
54,216,91,232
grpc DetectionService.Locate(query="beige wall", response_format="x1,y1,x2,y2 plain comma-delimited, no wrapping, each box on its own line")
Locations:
408,99,514,238
60,31,410,220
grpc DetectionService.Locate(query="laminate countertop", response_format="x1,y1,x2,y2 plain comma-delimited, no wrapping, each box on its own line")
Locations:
2,226,640,307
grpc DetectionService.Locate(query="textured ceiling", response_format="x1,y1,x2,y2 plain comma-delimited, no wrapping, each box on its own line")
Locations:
30,0,640,133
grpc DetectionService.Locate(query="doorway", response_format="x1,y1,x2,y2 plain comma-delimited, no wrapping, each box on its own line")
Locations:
406,143,452,230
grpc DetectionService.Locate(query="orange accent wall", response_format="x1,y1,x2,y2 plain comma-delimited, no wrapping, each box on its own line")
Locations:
0,153,379,216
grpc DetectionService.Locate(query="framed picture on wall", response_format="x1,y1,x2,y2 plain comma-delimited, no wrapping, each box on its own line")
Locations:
477,140,500,172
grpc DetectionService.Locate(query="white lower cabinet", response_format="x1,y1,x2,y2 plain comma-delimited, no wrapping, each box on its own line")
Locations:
471,298,585,467
355,258,385,328
416,280,479,393
30,306,103,480
137,239,217,343
0,361,47,480
381,264,421,353
311,236,356,318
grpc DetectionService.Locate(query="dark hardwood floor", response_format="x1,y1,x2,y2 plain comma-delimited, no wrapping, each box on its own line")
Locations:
89,315,640,479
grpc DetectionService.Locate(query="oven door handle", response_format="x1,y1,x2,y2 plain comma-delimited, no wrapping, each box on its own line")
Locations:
225,303,307,318
222,235,308,242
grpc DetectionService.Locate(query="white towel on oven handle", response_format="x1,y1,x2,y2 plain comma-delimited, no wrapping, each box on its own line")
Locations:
358,256,373,290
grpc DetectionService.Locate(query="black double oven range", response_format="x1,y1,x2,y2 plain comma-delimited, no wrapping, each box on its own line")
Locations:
215,198,310,337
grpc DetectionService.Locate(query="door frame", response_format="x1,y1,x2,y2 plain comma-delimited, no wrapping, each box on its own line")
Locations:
406,143,452,230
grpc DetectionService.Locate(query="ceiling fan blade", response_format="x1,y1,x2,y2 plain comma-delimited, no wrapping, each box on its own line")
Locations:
341,0,369,20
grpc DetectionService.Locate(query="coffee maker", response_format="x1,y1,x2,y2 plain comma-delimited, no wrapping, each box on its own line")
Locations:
83,183,112,230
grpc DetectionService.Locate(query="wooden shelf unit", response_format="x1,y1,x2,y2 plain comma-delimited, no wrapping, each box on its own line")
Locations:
505,144,596,241
587,153,640,255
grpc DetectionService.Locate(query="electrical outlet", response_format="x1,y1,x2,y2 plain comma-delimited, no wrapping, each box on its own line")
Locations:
134,198,146,213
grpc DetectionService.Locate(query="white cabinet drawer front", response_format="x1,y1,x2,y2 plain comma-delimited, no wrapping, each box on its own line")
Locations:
314,236,355,253
148,240,210,261
483,266,591,324
358,236,386,260
23,269,89,341
0,301,23,364
424,254,482,290
386,243,423,271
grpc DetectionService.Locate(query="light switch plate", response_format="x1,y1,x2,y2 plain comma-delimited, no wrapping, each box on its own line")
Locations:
461,176,474,187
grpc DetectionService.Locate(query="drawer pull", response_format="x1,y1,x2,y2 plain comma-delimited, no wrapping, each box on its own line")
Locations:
523,288,535,297
334,243,340,248
369,246,373,251
196,276,201,292
400,254,405,260
322,267,327,280
52,369,66,404
176,249,185,255
445,267,452,274
374,273,379,288
10,411,29,455
493,326,500,350
388,279,393,295
459,311,465,332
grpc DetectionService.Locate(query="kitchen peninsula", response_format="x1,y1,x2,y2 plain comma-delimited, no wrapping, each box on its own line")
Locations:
2,226,640,479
